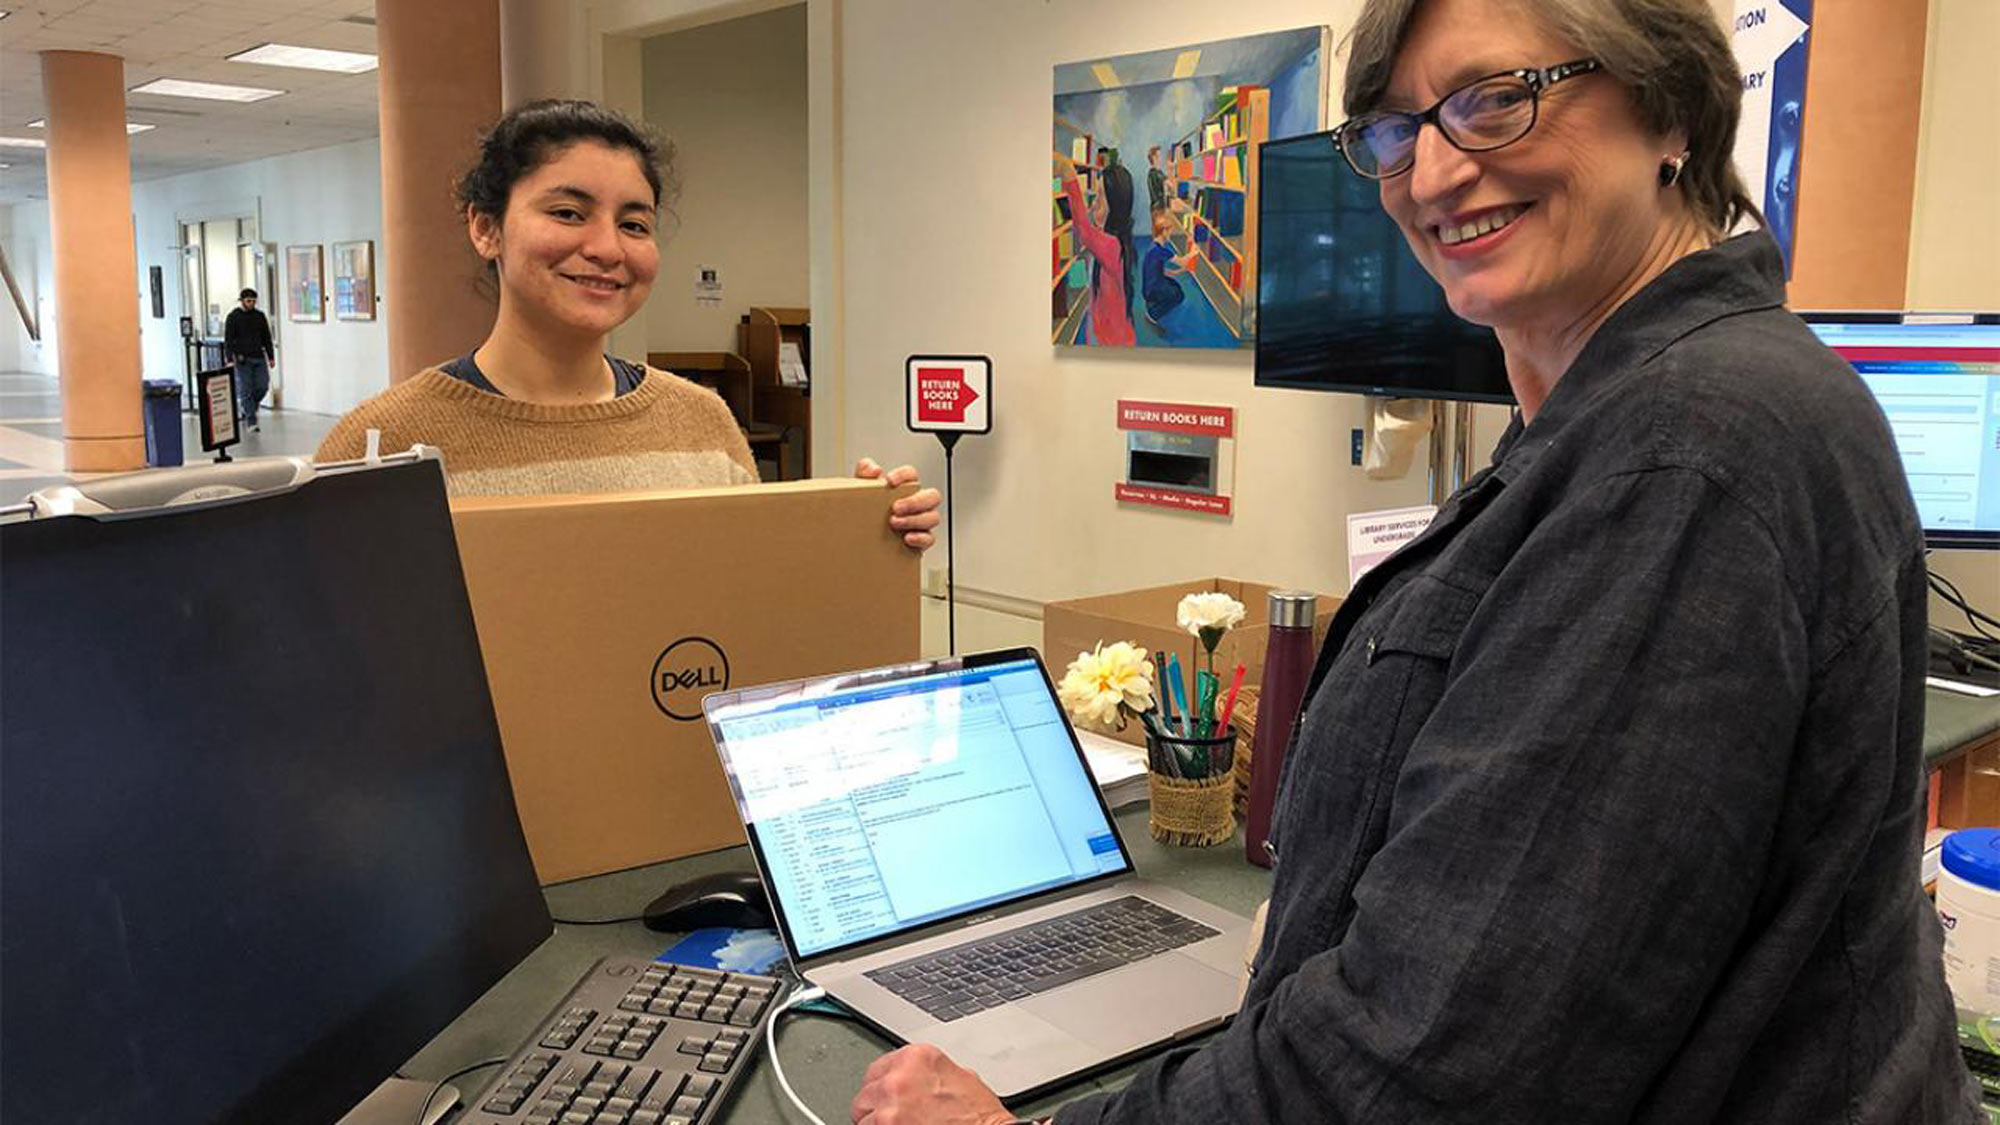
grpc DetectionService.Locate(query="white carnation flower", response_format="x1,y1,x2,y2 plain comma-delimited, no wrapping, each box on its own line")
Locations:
1177,592,1247,658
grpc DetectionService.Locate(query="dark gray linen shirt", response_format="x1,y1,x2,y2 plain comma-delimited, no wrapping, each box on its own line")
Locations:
1056,233,1979,1123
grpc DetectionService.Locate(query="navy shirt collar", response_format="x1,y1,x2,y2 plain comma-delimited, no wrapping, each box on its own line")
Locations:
1488,231,1789,481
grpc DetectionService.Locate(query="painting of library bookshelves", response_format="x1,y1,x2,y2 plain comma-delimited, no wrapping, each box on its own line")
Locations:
1053,26,1329,349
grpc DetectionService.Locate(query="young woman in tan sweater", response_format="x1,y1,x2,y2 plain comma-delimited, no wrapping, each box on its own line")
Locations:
318,100,939,549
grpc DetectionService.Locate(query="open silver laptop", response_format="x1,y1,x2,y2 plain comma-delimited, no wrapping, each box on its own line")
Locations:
701,647,1251,1100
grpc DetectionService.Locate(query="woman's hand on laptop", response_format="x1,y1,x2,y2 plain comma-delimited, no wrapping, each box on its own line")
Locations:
855,458,942,551
851,1043,1013,1125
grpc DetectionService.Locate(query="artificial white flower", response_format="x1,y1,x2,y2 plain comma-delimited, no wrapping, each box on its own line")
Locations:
1177,592,1246,639
1057,641,1156,730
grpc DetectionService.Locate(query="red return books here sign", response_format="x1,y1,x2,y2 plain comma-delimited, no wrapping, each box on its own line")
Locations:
1115,400,1235,437
1115,400,1235,517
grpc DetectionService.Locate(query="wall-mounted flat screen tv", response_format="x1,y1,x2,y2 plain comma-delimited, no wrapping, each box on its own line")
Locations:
1255,128,1511,404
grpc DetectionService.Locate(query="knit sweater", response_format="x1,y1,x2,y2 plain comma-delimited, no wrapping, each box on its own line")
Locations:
315,366,759,496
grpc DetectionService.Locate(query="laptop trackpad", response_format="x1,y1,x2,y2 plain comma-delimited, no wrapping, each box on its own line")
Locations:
1018,954,1237,1052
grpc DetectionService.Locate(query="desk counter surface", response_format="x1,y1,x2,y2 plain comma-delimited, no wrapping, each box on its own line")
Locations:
416,688,1999,1122
413,805,1266,1124
1927,684,2000,767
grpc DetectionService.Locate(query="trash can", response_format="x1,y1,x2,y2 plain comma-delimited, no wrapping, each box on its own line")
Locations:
143,379,184,467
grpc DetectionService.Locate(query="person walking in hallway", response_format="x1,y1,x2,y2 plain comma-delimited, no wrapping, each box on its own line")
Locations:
224,288,275,431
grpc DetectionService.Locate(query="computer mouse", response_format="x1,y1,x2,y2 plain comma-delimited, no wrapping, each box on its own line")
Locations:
641,869,776,932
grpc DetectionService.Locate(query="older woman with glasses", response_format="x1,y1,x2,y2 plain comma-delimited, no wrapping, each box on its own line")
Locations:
850,1,1978,1123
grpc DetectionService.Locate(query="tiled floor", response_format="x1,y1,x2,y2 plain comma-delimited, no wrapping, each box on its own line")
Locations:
0,371,338,506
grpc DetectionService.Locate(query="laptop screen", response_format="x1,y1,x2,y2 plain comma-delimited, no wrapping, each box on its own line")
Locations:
706,653,1132,960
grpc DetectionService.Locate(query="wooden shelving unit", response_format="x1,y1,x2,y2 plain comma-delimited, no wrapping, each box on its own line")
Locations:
1167,84,1270,340
738,307,810,480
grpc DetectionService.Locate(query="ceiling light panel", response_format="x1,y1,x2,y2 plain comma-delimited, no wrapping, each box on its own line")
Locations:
227,44,377,74
26,120,157,135
130,78,285,103
0,137,47,149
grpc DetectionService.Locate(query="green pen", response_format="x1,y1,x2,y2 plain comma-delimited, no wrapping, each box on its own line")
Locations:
1195,670,1219,740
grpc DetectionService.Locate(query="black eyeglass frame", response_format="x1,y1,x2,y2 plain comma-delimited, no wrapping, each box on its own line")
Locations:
1334,57,1603,181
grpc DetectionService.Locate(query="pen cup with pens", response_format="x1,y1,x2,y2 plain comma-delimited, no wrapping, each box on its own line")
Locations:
1056,593,1251,848
1141,723,1238,847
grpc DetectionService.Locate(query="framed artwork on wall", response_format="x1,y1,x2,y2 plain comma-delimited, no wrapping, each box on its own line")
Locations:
148,266,165,319
333,239,376,321
1052,26,1330,350
286,244,324,323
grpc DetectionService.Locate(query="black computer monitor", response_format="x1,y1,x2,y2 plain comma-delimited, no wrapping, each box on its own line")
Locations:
0,458,552,1124
1254,127,1511,404
1804,312,2000,550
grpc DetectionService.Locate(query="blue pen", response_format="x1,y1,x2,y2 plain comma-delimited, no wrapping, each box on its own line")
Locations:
1165,653,1192,736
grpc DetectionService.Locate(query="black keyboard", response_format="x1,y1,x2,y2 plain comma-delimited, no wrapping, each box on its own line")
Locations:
863,895,1218,1022
457,956,787,1125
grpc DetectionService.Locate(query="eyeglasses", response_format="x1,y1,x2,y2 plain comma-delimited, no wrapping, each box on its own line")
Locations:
1334,58,1601,180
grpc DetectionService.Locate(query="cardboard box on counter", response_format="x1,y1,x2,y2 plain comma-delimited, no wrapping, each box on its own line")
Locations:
1043,577,1339,749
451,478,919,883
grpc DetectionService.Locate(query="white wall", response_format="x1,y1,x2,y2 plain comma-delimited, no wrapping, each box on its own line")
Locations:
0,201,56,376
639,4,809,355
837,0,1447,607
1907,0,2000,623
1905,0,1994,314
129,137,389,417
0,217,16,370
833,0,1999,623
3,140,388,413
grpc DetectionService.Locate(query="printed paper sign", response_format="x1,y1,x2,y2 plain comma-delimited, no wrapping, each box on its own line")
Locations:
778,341,808,388
1347,505,1437,586
905,355,992,434
199,368,238,450
694,265,723,307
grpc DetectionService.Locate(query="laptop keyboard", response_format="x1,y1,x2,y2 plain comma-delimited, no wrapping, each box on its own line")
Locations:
863,895,1218,1022
1965,1044,2000,1102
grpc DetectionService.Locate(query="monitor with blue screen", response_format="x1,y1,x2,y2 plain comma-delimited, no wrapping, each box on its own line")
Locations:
1805,312,2000,550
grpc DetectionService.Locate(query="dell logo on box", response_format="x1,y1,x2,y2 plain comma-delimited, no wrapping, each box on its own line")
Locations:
651,637,730,721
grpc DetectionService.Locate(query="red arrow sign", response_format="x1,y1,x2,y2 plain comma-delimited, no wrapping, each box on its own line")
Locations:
916,367,981,425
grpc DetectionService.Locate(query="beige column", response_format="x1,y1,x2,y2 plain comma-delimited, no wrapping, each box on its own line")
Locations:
1786,2,1929,309
377,0,502,381
499,0,583,109
41,50,145,472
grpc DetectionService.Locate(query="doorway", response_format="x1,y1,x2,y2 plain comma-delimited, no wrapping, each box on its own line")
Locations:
179,214,280,406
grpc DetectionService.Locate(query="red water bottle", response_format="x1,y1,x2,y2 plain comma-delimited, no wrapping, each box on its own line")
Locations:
1245,591,1316,868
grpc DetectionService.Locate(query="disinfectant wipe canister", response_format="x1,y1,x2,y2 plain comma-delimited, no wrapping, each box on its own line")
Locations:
1938,828,2000,1017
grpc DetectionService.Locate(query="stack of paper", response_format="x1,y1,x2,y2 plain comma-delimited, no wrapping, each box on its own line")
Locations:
1924,826,1953,890
1075,727,1149,809
777,341,808,388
